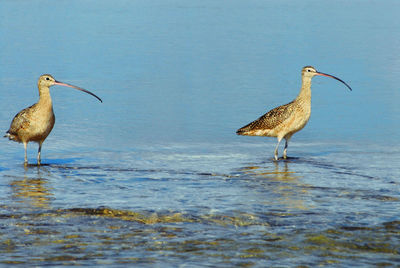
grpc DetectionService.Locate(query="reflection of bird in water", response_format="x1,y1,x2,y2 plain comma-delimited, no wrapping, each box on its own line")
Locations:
241,162,308,210
4,74,102,165
10,168,53,209
237,66,352,160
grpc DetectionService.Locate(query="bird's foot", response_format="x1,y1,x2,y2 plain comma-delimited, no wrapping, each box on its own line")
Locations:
283,149,288,159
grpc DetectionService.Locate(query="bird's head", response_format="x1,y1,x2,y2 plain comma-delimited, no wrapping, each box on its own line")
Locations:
37,74,102,102
38,74,57,88
301,66,352,91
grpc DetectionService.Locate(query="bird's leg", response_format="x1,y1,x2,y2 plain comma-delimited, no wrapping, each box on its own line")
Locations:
23,142,28,164
37,141,43,165
283,136,292,159
274,138,282,161
283,140,288,159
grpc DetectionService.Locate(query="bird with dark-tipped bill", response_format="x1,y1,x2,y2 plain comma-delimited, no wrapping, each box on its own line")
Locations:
4,74,102,165
236,66,352,160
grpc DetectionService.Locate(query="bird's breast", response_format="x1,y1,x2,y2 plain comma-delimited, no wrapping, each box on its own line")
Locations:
25,104,55,142
272,101,311,138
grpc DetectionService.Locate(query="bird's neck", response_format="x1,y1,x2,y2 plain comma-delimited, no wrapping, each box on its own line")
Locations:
297,76,312,102
38,86,53,107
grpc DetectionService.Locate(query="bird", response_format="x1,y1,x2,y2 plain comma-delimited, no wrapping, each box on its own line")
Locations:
4,74,102,165
236,66,352,160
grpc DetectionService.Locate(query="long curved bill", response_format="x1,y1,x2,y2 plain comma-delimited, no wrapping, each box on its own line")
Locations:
54,81,103,102
316,72,352,91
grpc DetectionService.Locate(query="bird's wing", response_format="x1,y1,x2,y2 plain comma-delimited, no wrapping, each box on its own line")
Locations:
6,104,35,135
237,101,295,134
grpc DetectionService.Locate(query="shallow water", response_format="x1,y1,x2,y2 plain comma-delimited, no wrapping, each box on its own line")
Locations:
1,0,400,266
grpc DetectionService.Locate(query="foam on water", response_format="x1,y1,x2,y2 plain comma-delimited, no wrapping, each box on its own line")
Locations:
0,141,399,266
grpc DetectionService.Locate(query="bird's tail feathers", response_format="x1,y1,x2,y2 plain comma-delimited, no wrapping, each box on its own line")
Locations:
236,125,252,136
4,132,16,141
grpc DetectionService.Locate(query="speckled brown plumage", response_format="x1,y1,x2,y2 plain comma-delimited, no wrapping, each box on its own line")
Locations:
6,106,33,142
6,103,55,143
236,66,352,160
236,100,295,135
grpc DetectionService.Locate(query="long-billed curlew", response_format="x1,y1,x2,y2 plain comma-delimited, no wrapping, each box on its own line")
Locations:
4,74,102,165
236,66,352,160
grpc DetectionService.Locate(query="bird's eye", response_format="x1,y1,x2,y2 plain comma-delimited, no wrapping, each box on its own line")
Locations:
307,69,311,72
46,77,50,81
